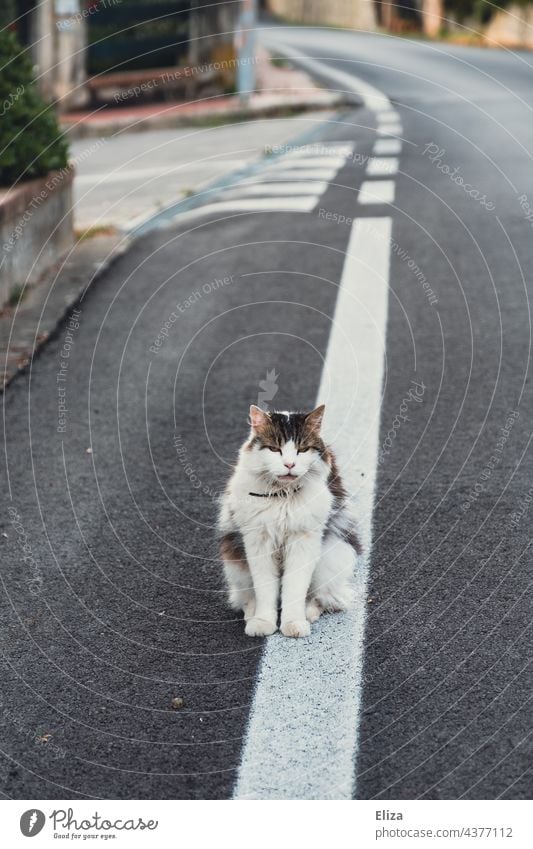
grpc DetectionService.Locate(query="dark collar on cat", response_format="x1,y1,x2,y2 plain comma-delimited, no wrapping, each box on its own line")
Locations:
249,486,301,498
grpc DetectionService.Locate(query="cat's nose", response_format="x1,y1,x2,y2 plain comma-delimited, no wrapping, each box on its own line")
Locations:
284,461,295,469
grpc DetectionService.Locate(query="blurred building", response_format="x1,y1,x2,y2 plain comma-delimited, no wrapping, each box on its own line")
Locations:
10,0,239,112
267,0,378,30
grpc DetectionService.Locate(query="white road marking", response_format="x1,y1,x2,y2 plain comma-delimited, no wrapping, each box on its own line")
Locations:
170,195,318,223
373,138,402,155
260,45,391,112
241,168,341,183
232,42,399,799
366,157,399,176
185,146,354,215
75,163,245,184
222,181,329,198
358,179,396,204
282,143,355,158
263,156,349,170
377,124,403,136
235,217,392,799
376,109,400,123
152,143,354,224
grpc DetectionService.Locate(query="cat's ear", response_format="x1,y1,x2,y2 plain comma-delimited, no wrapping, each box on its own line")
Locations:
249,404,269,430
305,404,325,435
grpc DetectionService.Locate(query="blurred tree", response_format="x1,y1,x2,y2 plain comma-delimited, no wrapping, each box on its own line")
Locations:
0,1,17,28
444,0,531,24
410,0,531,30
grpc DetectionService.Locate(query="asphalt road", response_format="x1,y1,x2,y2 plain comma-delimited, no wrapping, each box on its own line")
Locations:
1,25,532,800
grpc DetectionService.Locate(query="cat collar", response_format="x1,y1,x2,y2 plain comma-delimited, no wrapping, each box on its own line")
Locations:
249,486,301,498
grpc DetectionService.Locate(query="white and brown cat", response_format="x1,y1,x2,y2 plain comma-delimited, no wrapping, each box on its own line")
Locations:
218,405,361,638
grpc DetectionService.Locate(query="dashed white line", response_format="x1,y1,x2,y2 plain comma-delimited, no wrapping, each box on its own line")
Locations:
234,217,392,799
373,138,402,155
376,109,400,123
366,157,399,177
377,123,403,136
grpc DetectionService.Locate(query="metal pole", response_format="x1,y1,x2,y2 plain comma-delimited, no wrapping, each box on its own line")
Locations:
236,0,257,107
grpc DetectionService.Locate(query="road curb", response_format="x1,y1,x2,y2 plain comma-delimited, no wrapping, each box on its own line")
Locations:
61,94,355,141
0,232,130,392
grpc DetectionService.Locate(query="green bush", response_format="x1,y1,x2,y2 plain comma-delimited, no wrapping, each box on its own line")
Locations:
445,0,531,24
0,30,68,187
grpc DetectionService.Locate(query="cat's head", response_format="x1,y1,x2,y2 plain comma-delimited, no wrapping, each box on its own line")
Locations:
245,405,327,485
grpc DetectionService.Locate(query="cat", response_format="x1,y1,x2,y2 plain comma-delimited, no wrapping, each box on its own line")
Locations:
217,404,361,638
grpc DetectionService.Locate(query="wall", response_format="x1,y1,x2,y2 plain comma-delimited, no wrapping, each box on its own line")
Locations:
485,4,533,48
0,166,75,305
267,0,378,30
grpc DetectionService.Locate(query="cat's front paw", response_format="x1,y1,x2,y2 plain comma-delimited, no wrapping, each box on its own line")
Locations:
245,617,277,637
281,619,311,639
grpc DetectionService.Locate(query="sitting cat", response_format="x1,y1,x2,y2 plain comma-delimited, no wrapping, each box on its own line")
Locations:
218,404,361,638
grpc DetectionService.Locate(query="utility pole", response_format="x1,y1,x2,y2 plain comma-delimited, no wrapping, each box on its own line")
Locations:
235,0,257,106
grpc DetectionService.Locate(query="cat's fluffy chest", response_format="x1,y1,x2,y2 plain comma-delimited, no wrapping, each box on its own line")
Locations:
228,474,332,543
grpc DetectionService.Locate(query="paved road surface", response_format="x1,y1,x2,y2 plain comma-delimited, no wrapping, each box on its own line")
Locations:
1,25,531,800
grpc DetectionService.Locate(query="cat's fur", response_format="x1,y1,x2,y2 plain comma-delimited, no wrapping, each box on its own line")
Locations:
217,404,361,638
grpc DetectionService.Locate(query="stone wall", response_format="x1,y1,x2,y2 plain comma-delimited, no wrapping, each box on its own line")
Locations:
267,0,377,31
0,166,75,306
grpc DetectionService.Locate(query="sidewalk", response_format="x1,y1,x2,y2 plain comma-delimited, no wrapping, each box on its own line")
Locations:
60,47,350,140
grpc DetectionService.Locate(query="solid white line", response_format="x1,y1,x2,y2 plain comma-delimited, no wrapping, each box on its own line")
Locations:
358,179,396,205
259,43,391,112
234,217,391,800
366,157,399,176
373,138,402,155
222,182,328,198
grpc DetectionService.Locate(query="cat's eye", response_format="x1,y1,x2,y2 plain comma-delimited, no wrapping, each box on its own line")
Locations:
268,446,281,453
297,447,310,454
